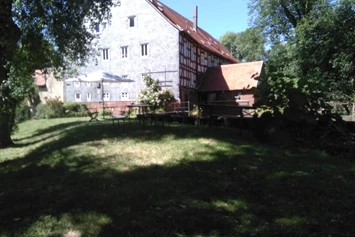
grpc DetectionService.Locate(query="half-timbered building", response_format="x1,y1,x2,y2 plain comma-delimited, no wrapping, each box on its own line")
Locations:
64,0,238,108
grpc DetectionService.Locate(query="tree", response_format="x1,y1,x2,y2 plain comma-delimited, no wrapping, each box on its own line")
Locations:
0,0,115,148
251,0,355,106
249,0,329,44
295,0,355,101
220,27,266,62
219,32,238,59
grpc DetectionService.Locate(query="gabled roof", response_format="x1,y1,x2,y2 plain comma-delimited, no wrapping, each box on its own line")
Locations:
33,70,46,87
199,61,264,92
147,0,239,63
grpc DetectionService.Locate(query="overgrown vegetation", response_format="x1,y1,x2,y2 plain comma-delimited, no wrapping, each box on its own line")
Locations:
1,118,354,236
219,0,355,149
34,98,88,119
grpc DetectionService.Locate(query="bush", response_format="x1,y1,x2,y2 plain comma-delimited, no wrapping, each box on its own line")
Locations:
34,103,51,119
34,97,65,119
99,109,111,117
15,101,32,123
63,102,88,117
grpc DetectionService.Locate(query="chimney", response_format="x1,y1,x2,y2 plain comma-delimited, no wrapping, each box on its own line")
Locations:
193,6,198,32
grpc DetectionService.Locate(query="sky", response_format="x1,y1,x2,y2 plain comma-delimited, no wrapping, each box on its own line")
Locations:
160,0,250,40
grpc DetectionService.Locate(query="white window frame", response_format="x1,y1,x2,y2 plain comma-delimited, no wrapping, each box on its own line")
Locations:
103,92,110,101
121,92,129,101
141,43,148,57
102,49,109,60
87,93,92,101
75,93,81,102
86,82,91,87
74,82,80,87
121,46,128,58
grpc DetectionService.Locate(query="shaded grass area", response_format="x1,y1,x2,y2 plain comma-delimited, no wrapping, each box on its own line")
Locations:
1,117,355,236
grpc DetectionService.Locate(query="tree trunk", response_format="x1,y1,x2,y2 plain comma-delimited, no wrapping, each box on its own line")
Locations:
0,66,15,148
0,112,14,148
0,0,21,148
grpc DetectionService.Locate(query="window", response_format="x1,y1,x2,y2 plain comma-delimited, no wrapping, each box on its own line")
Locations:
121,92,129,101
86,82,91,87
102,49,109,60
103,92,110,101
128,16,136,27
141,43,148,56
191,47,196,61
74,82,80,87
75,93,81,102
95,24,100,33
94,22,107,33
122,75,129,79
87,93,92,101
121,46,128,58
183,41,188,56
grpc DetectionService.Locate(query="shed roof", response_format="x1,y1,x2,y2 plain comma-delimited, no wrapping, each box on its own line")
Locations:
199,61,264,92
147,0,238,63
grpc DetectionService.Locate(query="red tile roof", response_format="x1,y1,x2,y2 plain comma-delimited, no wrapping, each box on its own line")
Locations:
199,61,264,92
147,0,239,63
33,70,46,87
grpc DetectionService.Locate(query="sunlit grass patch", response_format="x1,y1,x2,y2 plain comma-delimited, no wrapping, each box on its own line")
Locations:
275,216,306,226
20,213,111,237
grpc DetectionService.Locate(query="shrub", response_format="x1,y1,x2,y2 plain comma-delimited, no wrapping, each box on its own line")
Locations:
34,103,51,119
15,101,32,123
63,102,88,117
99,109,111,117
34,97,65,119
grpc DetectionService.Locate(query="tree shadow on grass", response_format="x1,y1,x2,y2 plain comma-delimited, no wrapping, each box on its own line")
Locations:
1,121,355,236
12,121,86,146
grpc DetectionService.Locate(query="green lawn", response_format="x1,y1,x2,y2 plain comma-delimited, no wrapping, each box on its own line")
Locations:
0,117,354,237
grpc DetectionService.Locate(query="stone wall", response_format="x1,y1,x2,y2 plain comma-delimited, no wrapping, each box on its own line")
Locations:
65,0,180,103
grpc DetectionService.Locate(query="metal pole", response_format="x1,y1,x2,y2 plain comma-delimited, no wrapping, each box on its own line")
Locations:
102,79,105,119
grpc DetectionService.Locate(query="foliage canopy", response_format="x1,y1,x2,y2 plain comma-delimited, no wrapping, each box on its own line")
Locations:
0,0,115,147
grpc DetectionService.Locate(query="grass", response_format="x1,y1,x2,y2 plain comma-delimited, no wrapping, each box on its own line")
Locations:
1,117,355,236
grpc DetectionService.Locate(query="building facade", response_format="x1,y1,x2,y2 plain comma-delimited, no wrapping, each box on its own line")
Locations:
64,0,238,107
